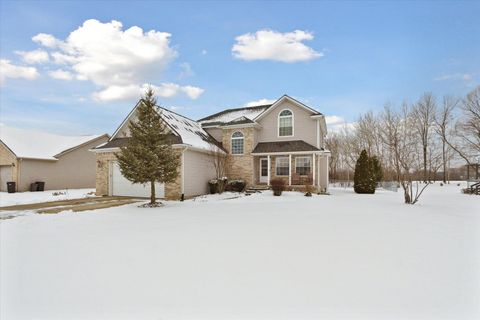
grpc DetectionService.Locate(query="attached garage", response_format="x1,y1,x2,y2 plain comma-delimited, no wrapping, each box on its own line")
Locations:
110,162,165,198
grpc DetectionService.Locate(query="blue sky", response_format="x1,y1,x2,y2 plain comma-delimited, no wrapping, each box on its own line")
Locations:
0,0,479,135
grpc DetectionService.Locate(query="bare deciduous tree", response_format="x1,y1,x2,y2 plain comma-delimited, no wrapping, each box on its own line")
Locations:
412,93,436,182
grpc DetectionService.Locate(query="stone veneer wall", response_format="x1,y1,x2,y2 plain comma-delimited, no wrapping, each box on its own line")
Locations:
222,127,255,186
0,143,18,191
95,150,182,200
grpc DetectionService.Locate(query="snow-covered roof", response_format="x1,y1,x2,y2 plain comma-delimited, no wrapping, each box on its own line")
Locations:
198,104,272,126
0,125,102,160
158,107,223,153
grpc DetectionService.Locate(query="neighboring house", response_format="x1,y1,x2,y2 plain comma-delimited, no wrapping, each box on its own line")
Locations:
92,95,330,200
0,125,109,192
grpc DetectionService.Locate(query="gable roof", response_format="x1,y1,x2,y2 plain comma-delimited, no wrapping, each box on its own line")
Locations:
198,104,271,127
159,107,223,152
108,101,223,153
0,125,104,160
198,95,322,127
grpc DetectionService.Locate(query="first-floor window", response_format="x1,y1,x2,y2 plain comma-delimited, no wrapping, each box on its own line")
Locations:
295,157,311,175
276,157,290,176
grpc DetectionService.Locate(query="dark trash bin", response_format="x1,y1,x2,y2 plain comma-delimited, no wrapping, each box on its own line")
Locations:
35,181,45,191
30,183,39,192
7,181,16,193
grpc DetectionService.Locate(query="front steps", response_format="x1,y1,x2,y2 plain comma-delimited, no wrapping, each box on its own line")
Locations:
245,185,270,195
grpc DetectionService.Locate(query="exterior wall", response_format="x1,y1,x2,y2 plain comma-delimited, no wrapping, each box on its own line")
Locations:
16,136,108,192
222,127,255,186
256,100,318,147
183,149,217,197
203,127,223,143
318,155,329,191
95,151,118,196
95,149,183,200
0,142,18,192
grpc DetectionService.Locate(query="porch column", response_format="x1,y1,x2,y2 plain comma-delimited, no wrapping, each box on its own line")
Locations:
267,155,271,185
289,154,292,186
312,153,316,186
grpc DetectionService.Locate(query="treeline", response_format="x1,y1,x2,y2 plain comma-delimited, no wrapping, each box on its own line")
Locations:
326,86,480,203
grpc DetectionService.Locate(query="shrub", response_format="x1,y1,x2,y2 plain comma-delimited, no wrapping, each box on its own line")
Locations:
270,178,286,196
354,150,376,194
304,184,313,197
225,179,246,192
208,177,227,194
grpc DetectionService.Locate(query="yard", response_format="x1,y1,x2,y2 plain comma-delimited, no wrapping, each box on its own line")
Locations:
0,183,479,320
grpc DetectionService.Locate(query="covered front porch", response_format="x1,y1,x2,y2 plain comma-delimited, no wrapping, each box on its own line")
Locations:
252,152,329,191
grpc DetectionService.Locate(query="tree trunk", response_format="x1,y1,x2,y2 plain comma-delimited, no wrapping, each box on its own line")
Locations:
150,180,156,204
423,145,428,182
442,140,446,183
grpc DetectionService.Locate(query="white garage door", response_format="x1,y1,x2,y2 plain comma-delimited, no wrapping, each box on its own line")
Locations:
0,166,13,192
111,162,165,198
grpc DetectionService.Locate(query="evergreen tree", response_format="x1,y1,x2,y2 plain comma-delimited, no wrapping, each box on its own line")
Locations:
353,149,376,194
116,88,180,205
371,155,383,183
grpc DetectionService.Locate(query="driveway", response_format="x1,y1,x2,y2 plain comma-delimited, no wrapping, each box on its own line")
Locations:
0,196,142,215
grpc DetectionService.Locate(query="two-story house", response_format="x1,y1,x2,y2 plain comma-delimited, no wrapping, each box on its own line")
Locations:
92,95,330,200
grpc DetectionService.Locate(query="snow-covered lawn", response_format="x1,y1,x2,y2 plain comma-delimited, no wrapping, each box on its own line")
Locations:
1,183,479,320
0,188,95,207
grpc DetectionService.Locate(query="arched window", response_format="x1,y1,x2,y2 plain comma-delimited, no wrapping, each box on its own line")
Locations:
278,109,293,136
231,131,244,155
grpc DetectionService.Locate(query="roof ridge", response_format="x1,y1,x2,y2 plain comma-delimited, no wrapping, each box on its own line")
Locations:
157,105,199,124
198,104,273,122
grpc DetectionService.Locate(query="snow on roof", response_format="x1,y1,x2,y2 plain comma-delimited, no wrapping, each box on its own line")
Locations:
158,107,223,153
198,104,272,126
0,125,102,160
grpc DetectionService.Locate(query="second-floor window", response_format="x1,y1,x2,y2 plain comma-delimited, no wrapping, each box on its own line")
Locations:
278,109,293,136
231,131,244,155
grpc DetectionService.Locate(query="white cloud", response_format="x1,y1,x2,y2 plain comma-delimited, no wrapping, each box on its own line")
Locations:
48,69,74,80
181,85,204,99
243,98,276,107
232,29,323,62
32,33,61,48
93,83,204,102
434,73,475,81
15,49,49,64
325,115,355,133
178,62,194,78
28,19,203,101
0,59,39,85
201,49,207,55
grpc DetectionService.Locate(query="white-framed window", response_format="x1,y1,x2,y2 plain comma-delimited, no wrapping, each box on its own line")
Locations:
231,131,244,155
276,157,290,176
295,157,311,175
278,109,293,137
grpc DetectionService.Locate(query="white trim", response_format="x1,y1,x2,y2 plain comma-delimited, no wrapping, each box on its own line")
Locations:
267,155,271,185
288,154,292,186
90,147,121,153
259,158,268,183
275,156,290,177
231,131,244,155
221,123,262,129
253,95,320,121
313,153,316,186
277,108,294,138
316,119,320,148
181,147,186,195
110,100,142,141
252,150,329,156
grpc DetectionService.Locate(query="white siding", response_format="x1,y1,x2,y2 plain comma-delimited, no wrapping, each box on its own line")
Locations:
183,149,216,197
183,149,217,197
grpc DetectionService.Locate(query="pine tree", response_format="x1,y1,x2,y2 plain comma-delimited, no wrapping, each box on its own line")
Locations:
371,155,383,184
353,149,376,194
116,88,180,205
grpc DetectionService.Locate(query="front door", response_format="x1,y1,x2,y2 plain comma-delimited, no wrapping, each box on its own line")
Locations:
259,158,268,183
